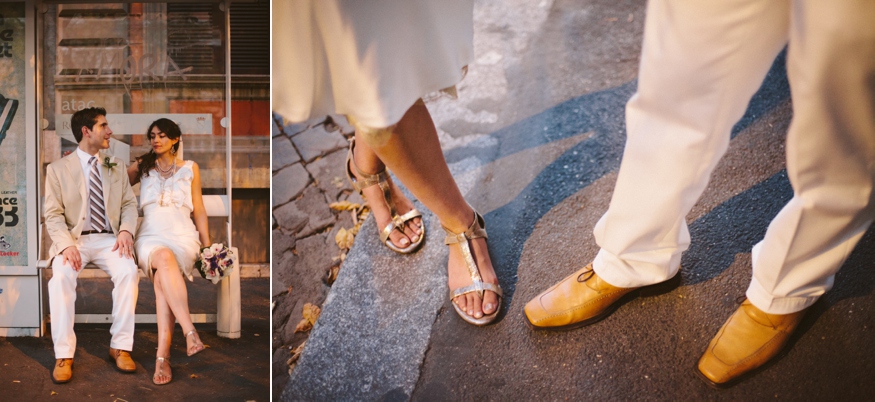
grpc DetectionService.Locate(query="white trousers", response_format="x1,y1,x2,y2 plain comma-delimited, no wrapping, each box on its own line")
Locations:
48,233,139,358
592,0,875,314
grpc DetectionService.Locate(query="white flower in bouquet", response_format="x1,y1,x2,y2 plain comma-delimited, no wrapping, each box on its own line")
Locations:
195,243,235,284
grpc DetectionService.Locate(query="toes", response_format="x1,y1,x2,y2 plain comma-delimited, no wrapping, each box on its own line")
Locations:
387,230,411,249
412,217,423,234
454,295,467,313
470,293,484,318
482,291,498,314
402,223,420,243
463,293,479,318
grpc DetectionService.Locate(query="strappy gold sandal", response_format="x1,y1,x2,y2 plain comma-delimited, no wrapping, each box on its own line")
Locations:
185,329,205,356
443,210,503,326
153,356,171,385
346,138,425,254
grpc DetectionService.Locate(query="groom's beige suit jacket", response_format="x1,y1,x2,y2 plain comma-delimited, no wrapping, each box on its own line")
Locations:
43,151,139,257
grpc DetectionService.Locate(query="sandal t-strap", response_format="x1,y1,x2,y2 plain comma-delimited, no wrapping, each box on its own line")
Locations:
443,210,503,326
185,329,205,356
345,138,425,254
153,356,171,385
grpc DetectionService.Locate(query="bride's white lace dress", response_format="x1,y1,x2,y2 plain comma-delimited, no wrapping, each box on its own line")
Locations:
134,160,201,281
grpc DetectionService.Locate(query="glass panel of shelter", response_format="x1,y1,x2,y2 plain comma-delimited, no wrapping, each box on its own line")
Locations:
38,1,230,247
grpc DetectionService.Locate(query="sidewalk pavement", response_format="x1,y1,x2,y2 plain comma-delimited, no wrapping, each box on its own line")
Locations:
280,0,875,400
0,278,269,401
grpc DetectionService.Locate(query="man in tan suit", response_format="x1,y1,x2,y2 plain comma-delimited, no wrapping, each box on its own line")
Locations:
44,107,140,383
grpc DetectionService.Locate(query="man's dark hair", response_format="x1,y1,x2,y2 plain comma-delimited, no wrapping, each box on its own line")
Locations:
71,107,107,143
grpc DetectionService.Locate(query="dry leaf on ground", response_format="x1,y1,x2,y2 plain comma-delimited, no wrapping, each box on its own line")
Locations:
326,265,340,285
294,303,322,333
288,341,307,373
294,318,312,333
335,227,355,249
302,303,321,323
329,201,361,211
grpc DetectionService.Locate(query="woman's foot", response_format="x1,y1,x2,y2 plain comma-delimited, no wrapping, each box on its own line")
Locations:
444,212,501,322
448,237,500,319
350,142,423,250
185,329,205,356
153,357,171,385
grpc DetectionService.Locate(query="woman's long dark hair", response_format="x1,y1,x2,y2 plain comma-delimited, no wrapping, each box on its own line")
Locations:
135,118,182,183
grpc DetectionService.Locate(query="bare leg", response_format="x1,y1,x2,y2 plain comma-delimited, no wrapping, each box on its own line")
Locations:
351,132,423,248
357,101,499,318
151,248,203,354
153,272,174,383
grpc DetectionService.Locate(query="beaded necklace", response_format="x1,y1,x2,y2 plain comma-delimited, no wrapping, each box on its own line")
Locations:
155,158,177,207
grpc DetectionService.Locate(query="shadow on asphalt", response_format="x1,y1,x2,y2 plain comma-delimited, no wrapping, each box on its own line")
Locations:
443,51,791,315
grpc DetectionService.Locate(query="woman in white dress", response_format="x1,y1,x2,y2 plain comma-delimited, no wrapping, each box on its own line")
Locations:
127,118,208,385
273,0,502,326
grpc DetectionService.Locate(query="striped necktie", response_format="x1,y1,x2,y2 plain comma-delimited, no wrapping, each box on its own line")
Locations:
88,156,108,232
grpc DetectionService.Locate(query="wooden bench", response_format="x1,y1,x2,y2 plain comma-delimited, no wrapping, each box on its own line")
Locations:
37,194,241,339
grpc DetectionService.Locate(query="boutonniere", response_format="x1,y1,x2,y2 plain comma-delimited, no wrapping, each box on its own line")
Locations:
102,157,118,169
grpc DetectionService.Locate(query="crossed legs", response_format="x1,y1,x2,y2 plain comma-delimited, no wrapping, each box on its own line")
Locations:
150,248,205,383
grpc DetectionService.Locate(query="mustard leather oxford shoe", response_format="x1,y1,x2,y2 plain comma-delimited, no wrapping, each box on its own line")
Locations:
109,347,137,373
696,299,807,388
51,358,73,384
525,263,639,330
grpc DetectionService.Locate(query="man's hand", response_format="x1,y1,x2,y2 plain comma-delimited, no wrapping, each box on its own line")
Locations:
112,230,134,259
61,246,83,272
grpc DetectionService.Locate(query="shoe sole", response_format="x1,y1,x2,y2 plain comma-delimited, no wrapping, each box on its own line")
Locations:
526,273,681,331
51,374,72,384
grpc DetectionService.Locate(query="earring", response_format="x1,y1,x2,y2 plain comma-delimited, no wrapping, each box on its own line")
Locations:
171,146,177,155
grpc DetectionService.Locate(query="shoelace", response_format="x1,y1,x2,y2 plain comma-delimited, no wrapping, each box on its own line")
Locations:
577,267,595,282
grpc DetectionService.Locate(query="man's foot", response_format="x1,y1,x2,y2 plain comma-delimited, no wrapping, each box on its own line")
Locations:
446,212,501,323
696,299,807,388
109,347,136,373
51,358,73,384
524,263,639,330
349,139,423,251
153,356,172,385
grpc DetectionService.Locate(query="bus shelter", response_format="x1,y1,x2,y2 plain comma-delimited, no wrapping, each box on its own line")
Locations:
0,0,244,338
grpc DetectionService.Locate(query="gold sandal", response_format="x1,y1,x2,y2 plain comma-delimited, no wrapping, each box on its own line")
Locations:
443,210,502,326
153,356,171,385
185,329,205,356
346,138,425,254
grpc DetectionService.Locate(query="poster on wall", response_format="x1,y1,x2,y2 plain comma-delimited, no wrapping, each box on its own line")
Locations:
0,2,27,267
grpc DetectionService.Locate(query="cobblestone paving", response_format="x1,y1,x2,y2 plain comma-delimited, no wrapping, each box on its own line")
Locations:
270,112,363,395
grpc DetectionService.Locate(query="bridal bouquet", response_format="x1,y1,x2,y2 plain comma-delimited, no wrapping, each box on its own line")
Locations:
195,243,235,284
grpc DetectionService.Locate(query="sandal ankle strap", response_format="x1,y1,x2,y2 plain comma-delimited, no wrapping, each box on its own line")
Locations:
442,210,487,245
346,138,391,193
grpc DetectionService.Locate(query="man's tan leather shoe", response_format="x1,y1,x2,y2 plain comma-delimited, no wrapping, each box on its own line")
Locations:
696,299,806,388
109,347,137,373
51,358,73,384
525,263,639,330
